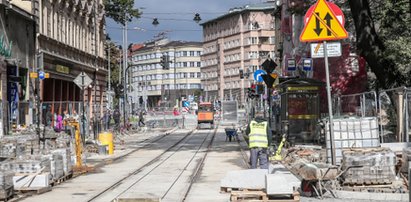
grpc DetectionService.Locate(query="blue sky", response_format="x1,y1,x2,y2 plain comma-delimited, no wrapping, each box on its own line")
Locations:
106,0,266,45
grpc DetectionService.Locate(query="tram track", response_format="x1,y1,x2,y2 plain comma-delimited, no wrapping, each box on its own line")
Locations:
87,128,195,201
87,128,217,202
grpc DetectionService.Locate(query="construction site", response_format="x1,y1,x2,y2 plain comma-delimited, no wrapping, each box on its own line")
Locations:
0,87,407,202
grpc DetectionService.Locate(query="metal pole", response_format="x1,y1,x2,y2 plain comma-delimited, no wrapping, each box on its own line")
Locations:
174,52,177,106
324,41,336,165
123,16,127,126
108,46,111,109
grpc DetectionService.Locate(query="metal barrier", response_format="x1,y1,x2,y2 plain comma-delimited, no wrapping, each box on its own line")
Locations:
334,91,378,117
334,87,411,143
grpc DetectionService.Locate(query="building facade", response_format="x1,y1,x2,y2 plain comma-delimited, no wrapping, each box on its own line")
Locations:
36,0,106,122
0,0,36,135
0,0,107,135
201,2,276,106
130,39,202,109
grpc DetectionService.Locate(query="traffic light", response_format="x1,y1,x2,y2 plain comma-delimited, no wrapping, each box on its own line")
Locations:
239,69,244,79
160,55,169,70
256,84,264,95
247,84,257,99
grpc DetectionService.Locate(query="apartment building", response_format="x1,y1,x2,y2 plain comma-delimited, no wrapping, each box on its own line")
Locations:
36,0,106,118
130,39,202,109
200,2,276,106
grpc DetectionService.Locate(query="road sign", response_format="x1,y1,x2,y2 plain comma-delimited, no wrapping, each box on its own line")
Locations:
73,72,93,89
39,71,45,80
287,59,296,71
310,42,342,58
305,1,344,25
30,72,38,78
303,58,313,71
300,0,348,42
253,69,266,82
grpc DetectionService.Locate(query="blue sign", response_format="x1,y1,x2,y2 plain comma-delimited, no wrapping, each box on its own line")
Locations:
39,71,45,80
287,59,296,71
253,69,267,82
303,58,313,71
182,101,190,107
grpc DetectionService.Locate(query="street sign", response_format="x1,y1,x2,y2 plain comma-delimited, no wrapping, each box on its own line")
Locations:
303,58,313,71
305,1,344,25
253,69,266,82
39,71,45,80
73,72,93,89
310,42,342,58
30,72,38,78
287,59,296,71
300,0,348,42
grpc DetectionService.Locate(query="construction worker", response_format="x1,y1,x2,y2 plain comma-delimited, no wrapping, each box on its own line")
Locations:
245,112,272,169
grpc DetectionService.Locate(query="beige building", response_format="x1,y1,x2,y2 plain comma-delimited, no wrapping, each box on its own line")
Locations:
4,0,107,133
130,39,202,109
10,0,107,119
201,2,276,106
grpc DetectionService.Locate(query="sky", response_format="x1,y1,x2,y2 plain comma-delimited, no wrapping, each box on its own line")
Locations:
106,0,267,45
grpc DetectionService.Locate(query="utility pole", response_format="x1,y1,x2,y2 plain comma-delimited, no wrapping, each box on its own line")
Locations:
108,46,111,109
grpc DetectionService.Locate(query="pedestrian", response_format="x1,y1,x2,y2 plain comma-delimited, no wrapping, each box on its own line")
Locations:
245,112,272,169
106,110,112,130
173,107,180,126
138,110,145,127
45,108,52,127
55,113,63,133
113,108,121,129
71,110,79,122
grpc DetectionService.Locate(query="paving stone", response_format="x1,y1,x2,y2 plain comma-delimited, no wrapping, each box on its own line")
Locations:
220,169,268,190
266,164,300,195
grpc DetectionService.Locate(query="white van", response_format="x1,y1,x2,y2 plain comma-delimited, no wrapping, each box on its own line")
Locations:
190,102,198,111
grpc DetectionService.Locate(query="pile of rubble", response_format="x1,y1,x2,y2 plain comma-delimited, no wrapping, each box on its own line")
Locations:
281,145,408,196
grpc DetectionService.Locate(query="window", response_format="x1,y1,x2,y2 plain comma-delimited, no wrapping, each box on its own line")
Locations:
197,72,201,78
183,62,188,67
249,37,258,45
190,51,195,56
197,62,201,67
190,73,195,78
190,62,195,67
183,51,187,56
197,51,201,56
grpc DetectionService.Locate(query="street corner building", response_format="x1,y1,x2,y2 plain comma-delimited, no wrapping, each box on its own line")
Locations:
0,0,107,135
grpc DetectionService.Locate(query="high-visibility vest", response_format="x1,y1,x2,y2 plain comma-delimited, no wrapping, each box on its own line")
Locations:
248,120,268,148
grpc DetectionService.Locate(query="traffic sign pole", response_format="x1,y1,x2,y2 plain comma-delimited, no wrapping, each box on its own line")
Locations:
323,41,336,165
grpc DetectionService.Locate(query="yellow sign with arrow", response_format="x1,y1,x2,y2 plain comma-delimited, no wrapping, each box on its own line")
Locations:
300,0,348,42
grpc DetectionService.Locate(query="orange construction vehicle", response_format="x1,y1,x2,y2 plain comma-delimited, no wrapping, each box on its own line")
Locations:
197,102,214,129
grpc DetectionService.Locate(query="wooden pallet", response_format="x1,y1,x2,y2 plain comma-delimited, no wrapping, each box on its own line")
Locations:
51,173,73,186
230,190,300,202
15,186,52,195
221,187,263,193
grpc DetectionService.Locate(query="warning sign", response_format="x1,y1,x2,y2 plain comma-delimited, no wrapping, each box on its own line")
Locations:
300,0,348,42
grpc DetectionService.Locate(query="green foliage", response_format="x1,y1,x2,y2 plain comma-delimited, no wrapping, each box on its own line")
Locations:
103,0,141,25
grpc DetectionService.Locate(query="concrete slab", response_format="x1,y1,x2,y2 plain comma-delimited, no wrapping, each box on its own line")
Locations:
220,169,268,189
266,164,300,195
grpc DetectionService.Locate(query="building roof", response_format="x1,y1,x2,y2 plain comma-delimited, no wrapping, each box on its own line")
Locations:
135,40,202,53
200,2,275,26
129,44,144,52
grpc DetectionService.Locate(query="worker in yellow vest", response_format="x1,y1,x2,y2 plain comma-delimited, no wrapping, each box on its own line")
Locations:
245,113,272,169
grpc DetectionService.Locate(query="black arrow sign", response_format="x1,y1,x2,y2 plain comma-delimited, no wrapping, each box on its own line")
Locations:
314,12,323,36
324,12,333,36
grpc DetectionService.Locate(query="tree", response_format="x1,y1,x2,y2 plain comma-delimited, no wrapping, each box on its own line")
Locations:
103,0,141,25
347,0,411,90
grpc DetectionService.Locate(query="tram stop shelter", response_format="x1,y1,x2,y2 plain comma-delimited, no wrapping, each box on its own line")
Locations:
276,78,325,144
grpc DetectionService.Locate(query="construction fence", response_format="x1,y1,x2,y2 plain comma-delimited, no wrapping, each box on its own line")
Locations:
333,87,411,143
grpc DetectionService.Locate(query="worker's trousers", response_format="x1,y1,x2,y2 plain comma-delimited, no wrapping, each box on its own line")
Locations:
250,147,268,169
